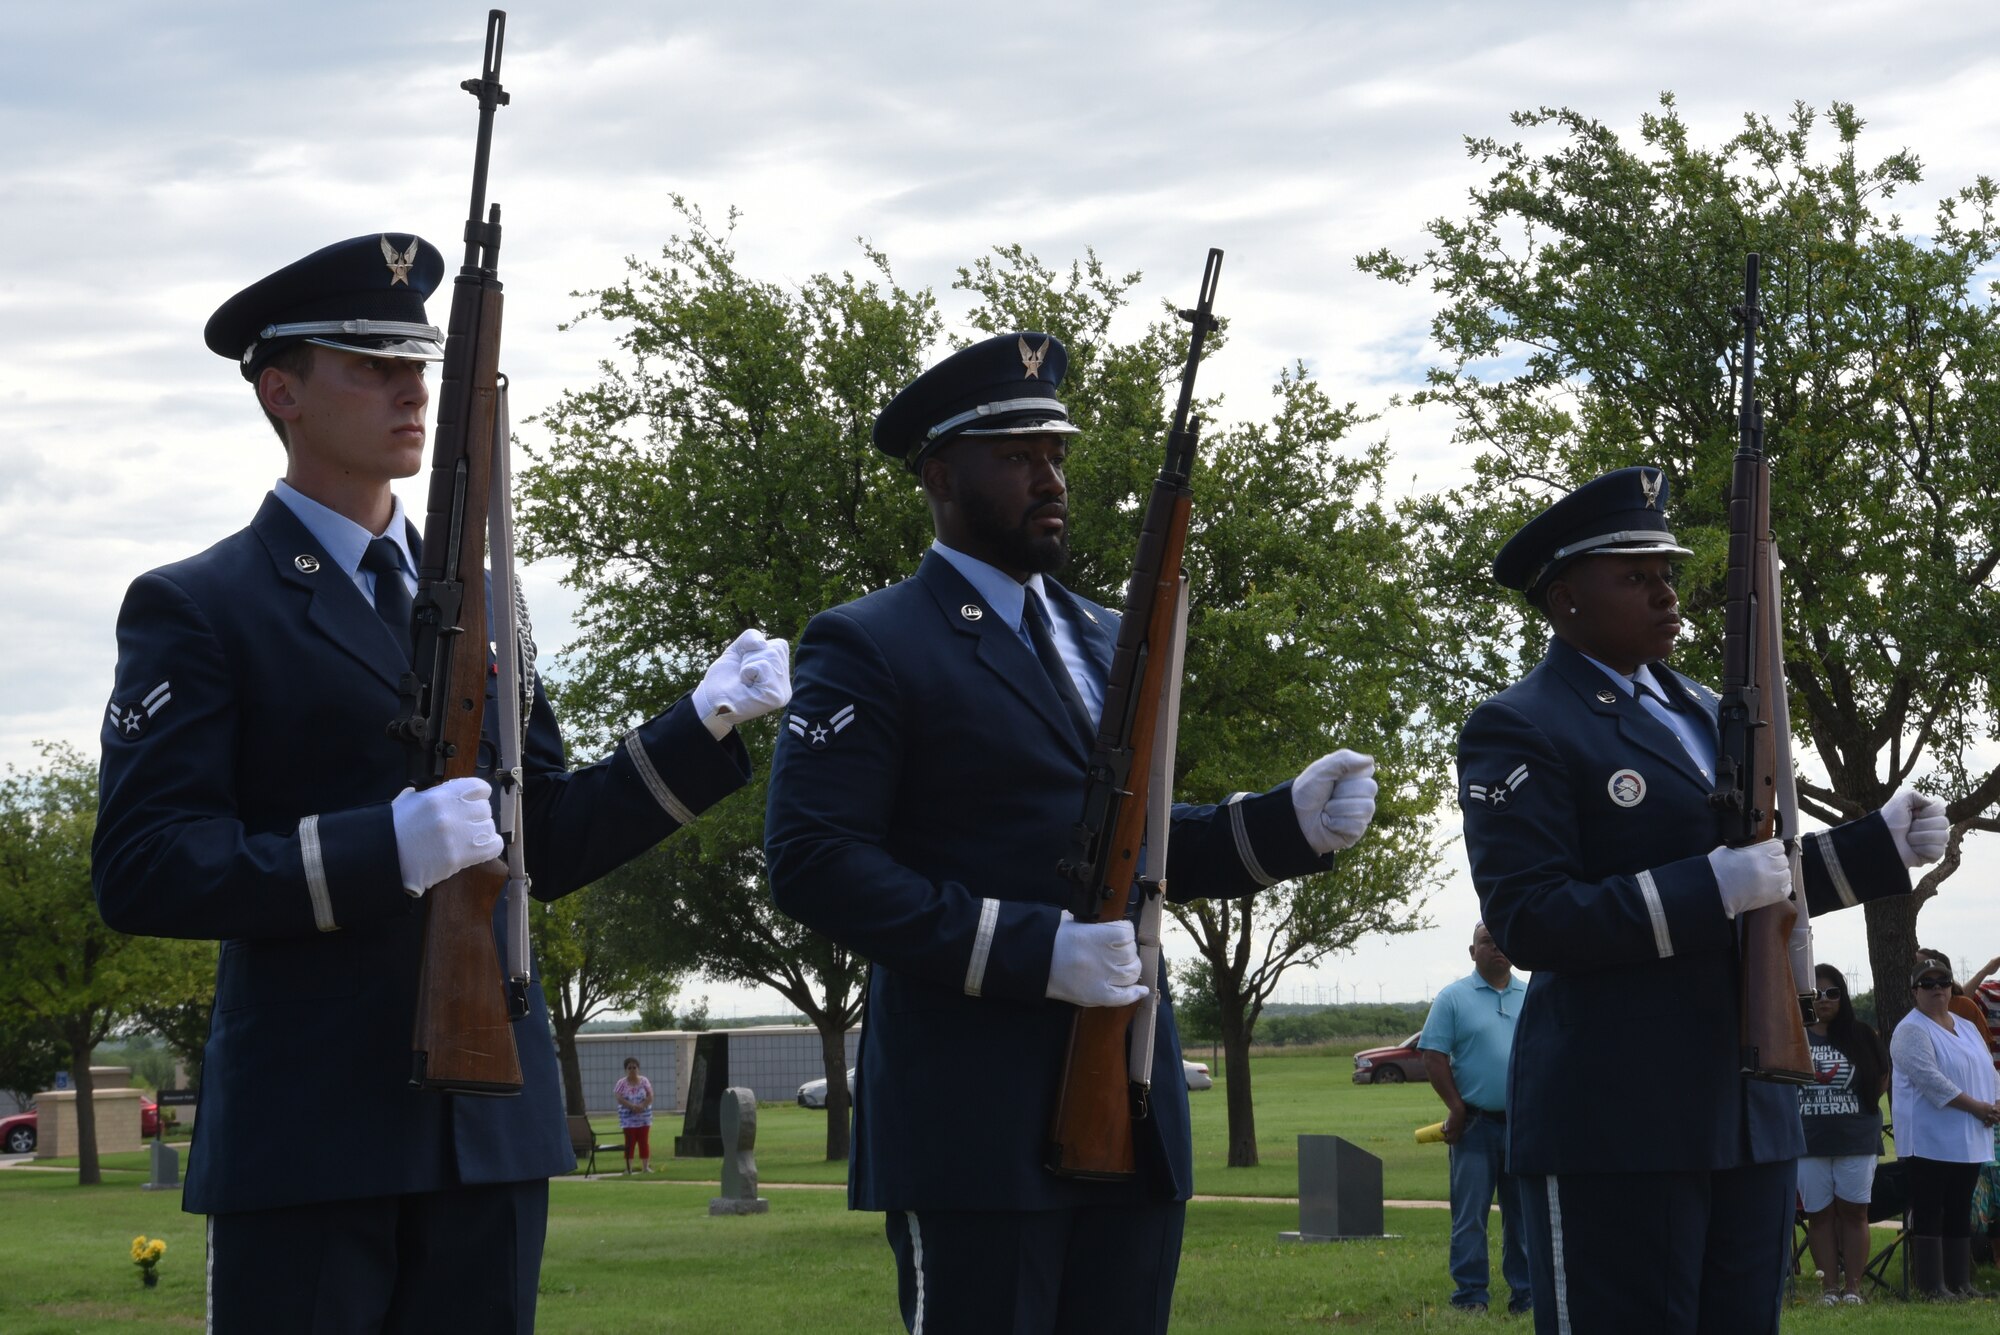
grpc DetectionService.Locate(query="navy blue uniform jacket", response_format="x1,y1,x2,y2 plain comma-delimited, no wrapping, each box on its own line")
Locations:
94,494,750,1215
765,551,1335,1214
1457,638,1909,1176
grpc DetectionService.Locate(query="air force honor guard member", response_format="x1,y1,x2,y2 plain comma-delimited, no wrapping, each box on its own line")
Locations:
1457,467,1950,1335
765,333,1382,1334
93,234,791,1333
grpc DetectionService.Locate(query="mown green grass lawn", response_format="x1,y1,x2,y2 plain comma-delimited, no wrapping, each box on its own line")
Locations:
3,1045,1992,1331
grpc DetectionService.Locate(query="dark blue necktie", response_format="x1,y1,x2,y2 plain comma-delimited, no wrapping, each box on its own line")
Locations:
360,537,414,661
1025,587,1095,750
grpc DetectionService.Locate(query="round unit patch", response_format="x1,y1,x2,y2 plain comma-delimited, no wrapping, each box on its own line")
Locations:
1607,769,1647,808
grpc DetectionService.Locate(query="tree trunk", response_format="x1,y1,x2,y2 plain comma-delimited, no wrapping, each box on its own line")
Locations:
1864,895,1920,1038
66,1033,100,1187
552,1014,587,1117
814,1017,851,1162
1218,994,1258,1168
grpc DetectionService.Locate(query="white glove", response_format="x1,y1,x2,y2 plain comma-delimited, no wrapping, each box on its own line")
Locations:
1292,749,1378,855
1708,839,1792,919
1045,912,1148,1008
390,777,502,896
691,629,793,739
1881,786,1949,867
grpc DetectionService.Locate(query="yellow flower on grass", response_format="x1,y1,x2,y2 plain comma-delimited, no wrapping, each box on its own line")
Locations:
147,1240,166,1260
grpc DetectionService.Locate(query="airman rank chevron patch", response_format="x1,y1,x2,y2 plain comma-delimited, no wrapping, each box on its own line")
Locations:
1467,763,1529,810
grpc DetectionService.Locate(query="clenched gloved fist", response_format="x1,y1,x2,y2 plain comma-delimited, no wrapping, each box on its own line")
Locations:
1881,786,1949,868
1292,749,1378,855
1708,839,1792,919
1045,912,1148,1009
391,777,503,896
692,629,793,739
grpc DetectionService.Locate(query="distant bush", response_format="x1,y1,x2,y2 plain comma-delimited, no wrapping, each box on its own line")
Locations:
1176,1002,1430,1047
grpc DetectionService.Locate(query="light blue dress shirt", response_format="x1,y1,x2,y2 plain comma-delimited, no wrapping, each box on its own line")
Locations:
1580,652,1716,781
274,480,417,601
929,541,1105,725
1417,971,1527,1113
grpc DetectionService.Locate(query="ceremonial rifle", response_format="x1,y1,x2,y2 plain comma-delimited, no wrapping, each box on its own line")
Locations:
387,9,527,1095
1708,252,1816,1085
1046,248,1221,1180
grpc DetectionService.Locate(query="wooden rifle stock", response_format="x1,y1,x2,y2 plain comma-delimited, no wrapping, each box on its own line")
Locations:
1046,492,1193,1179
411,857,518,1091
394,11,523,1095
1046,249,1221,1179
1733,472,1811,1083
1711,253,1814,1085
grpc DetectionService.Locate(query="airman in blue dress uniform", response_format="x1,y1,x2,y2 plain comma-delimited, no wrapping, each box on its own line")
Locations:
93,234,792,1332
1457,467,1950,1334
765,332,1383,1334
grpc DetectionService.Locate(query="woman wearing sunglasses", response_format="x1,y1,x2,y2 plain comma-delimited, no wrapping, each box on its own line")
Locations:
1799,965,1889,1304
1891,953,2000,1297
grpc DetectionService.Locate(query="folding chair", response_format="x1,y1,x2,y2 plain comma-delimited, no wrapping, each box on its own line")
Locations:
567,1114,623,1177
1860,1159,1909,1300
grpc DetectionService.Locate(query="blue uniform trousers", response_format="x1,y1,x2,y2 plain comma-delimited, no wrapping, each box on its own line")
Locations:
885,1201,1185,1334
1520,1159,1794,1335
206,1178,547,1333
1447,1111,1532,1312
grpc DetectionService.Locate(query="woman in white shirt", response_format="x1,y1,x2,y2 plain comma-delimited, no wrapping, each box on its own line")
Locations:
1891,954,2000,1297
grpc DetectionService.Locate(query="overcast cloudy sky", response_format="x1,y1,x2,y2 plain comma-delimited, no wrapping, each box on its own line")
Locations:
7,1,2000,1017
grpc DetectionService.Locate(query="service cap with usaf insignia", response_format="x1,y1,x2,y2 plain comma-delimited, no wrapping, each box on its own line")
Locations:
873,331,1083,472
1492,465,1694,598
204,233,447,382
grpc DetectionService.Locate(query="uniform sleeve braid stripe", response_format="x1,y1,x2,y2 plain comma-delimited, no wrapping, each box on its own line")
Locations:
299,814,336,932
908,1212,928,1334
964,898,1001,997
1814,831,1858,908
1546,1177,1574,1335
1635,869,1673,959
1226,794,1277,887
624,732,697,826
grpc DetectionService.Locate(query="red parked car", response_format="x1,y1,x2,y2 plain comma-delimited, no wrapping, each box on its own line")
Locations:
1350,1033,1427,1085
0,1098,161,1154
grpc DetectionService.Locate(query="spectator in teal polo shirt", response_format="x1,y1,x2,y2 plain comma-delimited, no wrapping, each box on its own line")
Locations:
1419,922,1532,1315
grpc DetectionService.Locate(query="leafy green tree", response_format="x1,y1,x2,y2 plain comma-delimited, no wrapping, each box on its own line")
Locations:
0,745,188,1183
1171,959,1223,1044
630,980,692,1033
531,885,677,1117
1360,97,2000,1029
520,200,927,1158
127,940,217,1090
0,1017,65,1106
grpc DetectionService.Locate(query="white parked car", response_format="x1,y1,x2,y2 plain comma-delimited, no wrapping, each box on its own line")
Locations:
797,1069,856,1109
798,1060,1212,1106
